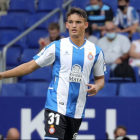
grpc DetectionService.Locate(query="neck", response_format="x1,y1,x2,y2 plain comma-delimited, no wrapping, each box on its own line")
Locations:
123,7,127,14
70,36,85,47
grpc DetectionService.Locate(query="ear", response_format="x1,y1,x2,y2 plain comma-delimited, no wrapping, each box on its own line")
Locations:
66,22,68,29
85,22,89,29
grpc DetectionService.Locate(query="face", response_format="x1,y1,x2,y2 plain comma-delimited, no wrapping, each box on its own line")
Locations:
115,128,126,138
118,0,128,6
106,23,117,33
66,14,88,38
49,29,60,41
90,0,100,5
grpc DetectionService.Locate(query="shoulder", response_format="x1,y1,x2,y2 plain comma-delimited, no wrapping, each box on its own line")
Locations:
117,34,130,43
85,5,93,11
101,4,111,11
98,36,107,43
128,6,135,11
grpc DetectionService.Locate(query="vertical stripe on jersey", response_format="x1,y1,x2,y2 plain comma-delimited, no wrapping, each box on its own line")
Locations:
74,44,97,118
57,40,73,115
66,47,84,118
46,41,61,111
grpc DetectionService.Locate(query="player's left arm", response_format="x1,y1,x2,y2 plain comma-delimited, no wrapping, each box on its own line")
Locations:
87,49,106,97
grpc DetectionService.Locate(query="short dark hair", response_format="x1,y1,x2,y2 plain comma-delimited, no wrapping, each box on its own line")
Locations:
48,23,60,30
66,7,87,22
118,0,129,3
114,125,127,134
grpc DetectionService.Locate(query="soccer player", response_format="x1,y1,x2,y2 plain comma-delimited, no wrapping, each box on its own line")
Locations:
0,7,106,140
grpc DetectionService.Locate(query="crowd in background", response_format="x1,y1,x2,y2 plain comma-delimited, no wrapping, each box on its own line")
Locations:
39,0,140,80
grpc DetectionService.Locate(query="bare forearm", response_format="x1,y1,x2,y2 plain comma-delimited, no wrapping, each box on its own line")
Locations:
2,60,40,79
130,52,140,59
94,76,105,91
122,23,138,32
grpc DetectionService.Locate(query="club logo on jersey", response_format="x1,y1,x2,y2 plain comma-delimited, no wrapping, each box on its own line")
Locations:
49,125,55,134
72,133,78,140
88,52,93,60
37,48,46,57
69,64,82,83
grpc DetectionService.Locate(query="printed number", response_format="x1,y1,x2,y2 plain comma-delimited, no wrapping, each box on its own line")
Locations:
48,113,60,125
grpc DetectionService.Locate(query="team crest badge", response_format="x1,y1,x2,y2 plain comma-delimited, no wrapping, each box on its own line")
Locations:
49,125,55,134
88,52,93,60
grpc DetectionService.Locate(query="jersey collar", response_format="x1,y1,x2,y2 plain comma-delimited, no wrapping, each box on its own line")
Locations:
69,37,87,49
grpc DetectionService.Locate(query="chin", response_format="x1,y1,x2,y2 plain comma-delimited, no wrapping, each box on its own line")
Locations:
71,34,79,38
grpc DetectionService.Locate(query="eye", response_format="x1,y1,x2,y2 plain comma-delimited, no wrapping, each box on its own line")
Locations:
76,21,81,24
68,21,73,24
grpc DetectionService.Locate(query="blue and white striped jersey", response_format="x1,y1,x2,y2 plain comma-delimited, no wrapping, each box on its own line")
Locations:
114,6,139,29
33,37,106,118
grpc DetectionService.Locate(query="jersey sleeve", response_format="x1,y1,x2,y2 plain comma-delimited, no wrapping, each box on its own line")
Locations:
33,42,55,67
131,8,139,24
114,10,119,26
93,50,106,77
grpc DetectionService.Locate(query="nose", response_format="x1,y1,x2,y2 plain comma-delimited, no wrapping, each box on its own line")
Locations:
72,22,76,28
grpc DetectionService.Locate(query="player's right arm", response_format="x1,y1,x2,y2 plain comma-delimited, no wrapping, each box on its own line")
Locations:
0,60,40,80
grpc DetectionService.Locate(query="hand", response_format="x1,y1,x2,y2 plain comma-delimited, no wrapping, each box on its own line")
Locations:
86,84,98,97
38,38,46,47
92,24,98,30
115,58,122,64
0,73,3,80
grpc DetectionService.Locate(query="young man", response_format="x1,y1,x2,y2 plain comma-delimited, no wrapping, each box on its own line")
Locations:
114,0,139,38
0,8,106,140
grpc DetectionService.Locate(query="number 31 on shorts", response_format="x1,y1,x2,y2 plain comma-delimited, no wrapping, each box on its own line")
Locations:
48,113,60,125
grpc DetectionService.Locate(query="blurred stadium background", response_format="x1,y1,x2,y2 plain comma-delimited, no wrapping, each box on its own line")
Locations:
0,0,140,139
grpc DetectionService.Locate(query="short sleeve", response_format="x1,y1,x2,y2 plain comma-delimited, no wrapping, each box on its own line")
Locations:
132,9,139,24
114,10,119,26
93,50,106,77
33,42,55,67
121,36,131,54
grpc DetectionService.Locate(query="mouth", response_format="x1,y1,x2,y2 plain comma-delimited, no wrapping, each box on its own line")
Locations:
71,29,77,33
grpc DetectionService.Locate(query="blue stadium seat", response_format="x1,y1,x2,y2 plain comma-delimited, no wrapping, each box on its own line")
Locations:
21,49,38,63
93,31,101,39
0,14,25,31
37,0,63,12
6,47,21,69
27,30,48,48
133,67,139,83
72,0,89,10
0,83,26,96
95,83,117,97
119,32,129,37
130,0,140,11
0,31,26,49
26,82,50,96
60,32,69,37
21,66,52,82
132,32,140,41
26,13,59,30
109,77,133,83
8,0,36,14
102,0,118,14
119,83,140,97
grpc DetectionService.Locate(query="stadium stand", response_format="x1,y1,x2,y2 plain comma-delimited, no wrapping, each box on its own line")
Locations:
26,30,48,48
119,83,140,97
20,49,38,63
26,82,50,96
20,66,52,83
0,83,26,96
8,0,36,14
95,83,117,97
